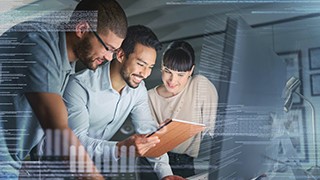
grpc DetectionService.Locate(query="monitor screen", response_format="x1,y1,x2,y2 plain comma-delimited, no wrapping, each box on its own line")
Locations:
208,16,288,179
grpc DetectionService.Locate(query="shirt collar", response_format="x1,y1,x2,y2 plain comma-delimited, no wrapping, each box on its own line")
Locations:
101,62,138,95
100,62,113,91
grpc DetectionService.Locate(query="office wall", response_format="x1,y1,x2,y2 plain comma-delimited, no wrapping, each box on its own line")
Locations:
240,16,320,167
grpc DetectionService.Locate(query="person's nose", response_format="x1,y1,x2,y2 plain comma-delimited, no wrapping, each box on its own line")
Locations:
140,67,152,79
169,74,177,82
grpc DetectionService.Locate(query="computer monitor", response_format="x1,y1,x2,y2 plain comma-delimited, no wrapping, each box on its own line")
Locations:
208,16,287,179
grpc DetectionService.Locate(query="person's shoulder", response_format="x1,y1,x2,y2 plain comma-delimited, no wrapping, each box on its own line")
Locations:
192,74,211,84
3,21,60,46
192,74,217,90
147,86,157,96
68,63,111,92
69,68,98,86
9,21,59,32
193,74,206,80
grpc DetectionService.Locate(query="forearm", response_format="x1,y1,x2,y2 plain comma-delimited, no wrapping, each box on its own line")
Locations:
25,92,103,179
77,133,119,160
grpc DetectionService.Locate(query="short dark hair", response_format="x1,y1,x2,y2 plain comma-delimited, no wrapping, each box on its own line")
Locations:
162,41,195,72
121,25,162,58
69,0,127,39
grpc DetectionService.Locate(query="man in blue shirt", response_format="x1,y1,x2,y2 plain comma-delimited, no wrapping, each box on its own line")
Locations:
64,25,184,180
0,0,127,178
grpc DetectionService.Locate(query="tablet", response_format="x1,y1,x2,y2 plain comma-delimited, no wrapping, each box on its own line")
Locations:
144,118,206,157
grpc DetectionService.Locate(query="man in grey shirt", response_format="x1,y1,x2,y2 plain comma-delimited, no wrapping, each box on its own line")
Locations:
63,25,184,180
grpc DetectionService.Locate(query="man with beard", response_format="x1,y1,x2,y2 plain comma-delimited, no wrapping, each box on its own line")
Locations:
63,25,184,180
0,0,127,178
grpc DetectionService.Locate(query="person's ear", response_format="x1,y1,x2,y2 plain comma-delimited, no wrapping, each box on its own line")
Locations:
116,48,125,63
161,62,166,72
75,21,90,38
189,65,195,76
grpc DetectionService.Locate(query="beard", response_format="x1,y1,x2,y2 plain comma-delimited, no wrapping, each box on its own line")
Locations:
120,64,143,89
73,36,99,70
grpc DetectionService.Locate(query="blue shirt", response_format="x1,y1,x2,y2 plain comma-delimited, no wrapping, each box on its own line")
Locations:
63,62,173,178
0,21,74,177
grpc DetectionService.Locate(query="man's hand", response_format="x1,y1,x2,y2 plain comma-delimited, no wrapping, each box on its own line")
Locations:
116,134,160,157
161,175,186,180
